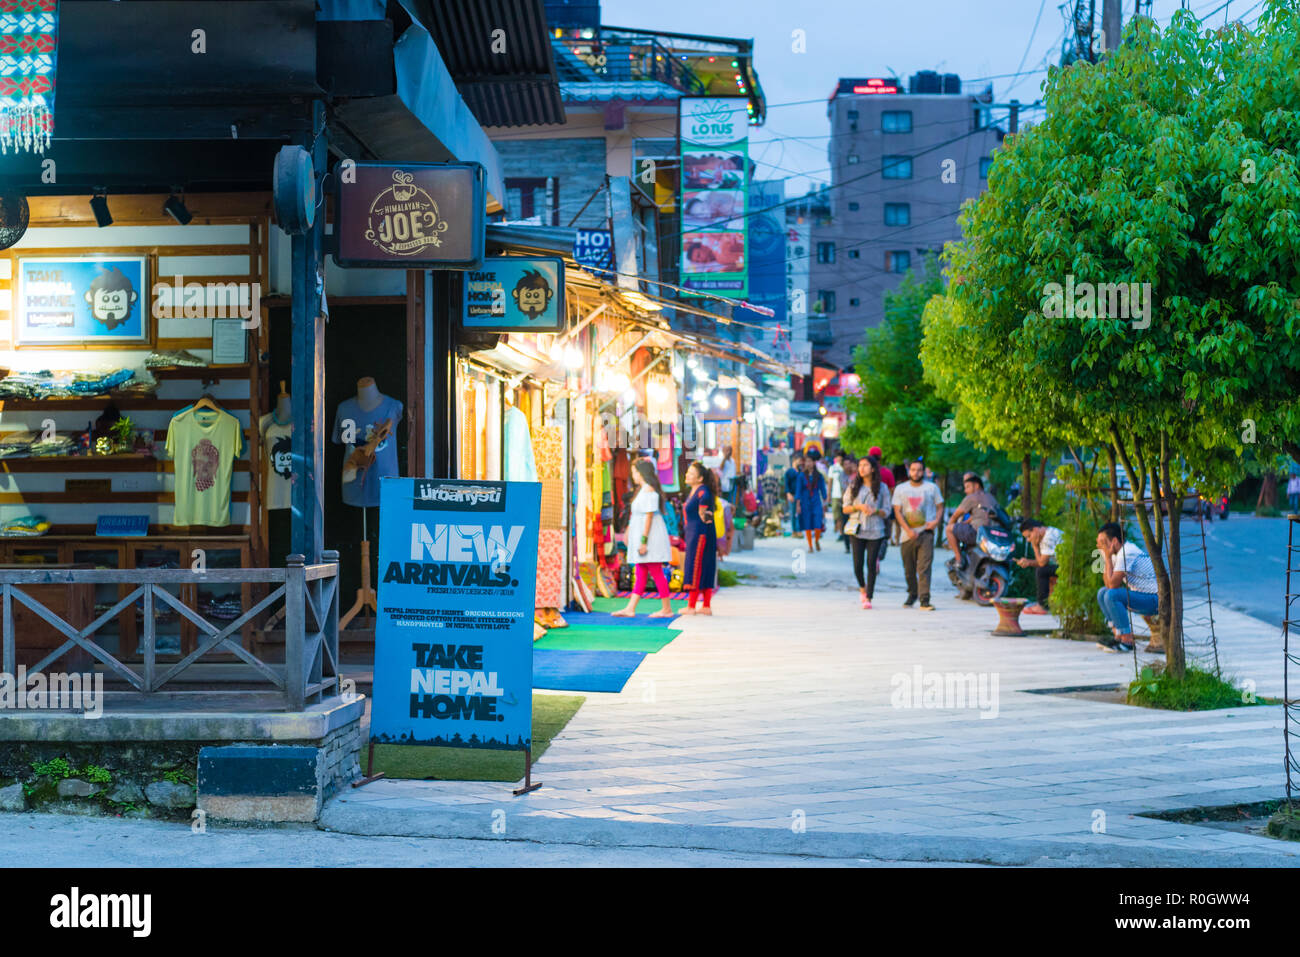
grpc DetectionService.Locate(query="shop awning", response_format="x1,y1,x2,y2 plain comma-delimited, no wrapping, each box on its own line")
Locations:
323,0,507,212
415,0,566,128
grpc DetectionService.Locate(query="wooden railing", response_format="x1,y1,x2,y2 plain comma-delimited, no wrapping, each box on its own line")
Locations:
0,552,340,711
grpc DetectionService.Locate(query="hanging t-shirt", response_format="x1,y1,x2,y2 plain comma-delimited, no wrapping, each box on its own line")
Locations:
332,394,403,508
167,407,243,527
259,412,293,511
503,405,538,482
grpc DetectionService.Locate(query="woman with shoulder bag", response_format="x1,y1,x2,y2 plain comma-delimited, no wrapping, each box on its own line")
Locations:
844,457,891,609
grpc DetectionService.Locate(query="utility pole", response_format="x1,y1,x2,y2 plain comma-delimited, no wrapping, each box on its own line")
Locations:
1102,0,1123,53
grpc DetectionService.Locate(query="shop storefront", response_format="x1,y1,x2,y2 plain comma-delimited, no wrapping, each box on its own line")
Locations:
0,194,275,665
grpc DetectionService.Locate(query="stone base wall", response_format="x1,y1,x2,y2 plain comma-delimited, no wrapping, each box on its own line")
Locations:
0,723,362,821
320,721,363,800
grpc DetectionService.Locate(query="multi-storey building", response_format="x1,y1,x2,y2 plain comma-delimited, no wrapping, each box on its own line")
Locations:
809,73,1003,368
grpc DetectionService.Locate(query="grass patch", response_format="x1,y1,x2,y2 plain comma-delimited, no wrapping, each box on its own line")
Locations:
1126,665,1264,711
717,569,741,587
365,693,585,782
1266,804,1300,841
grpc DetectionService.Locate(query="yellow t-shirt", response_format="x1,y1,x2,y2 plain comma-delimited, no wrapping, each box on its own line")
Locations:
166,408,242,527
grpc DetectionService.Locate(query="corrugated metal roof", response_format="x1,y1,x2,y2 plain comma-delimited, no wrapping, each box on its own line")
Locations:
415,0,566,128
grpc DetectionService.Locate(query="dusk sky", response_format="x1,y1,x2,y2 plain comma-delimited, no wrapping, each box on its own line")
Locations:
600,0,1267,197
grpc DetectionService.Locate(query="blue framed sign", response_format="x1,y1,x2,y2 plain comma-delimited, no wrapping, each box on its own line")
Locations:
461,256,565,333
16,256,150,346
371,478,540,752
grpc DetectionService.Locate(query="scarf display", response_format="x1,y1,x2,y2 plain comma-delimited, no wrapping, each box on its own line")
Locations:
0,0,56,154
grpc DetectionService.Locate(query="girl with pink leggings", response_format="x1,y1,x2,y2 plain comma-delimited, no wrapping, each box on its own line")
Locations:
612,458,675,619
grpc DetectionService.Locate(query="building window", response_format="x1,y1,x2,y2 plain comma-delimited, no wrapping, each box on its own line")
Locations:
817,290,836,313
847,109,859,131
848,201,860,212
884,202,910,227
881,155,912,179
816,242,836,264
980,156,993,179
848,249,860,259
886,250,911,273
504,176,558,226
847,154,860,165
882,110,912,133
849,297,860,307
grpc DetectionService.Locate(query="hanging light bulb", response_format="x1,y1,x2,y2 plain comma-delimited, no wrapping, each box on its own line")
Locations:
564,344,583,369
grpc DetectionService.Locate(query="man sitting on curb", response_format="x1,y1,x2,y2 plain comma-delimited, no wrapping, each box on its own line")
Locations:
1016,518,1063,615
1094,522,1162,654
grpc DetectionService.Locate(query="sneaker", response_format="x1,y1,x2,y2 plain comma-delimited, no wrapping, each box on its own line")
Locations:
903,598,917,608
919,603,936,611
1096,636,1121,652
863,599,872,610
1117,640,1135,653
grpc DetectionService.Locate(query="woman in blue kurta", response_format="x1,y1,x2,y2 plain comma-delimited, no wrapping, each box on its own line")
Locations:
681,460,719,615
795,457,827,551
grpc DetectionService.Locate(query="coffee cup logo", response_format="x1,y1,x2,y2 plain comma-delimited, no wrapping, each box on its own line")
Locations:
363,170,449,256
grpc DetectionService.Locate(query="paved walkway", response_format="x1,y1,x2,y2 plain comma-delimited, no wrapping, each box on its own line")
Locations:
323,534,1298,865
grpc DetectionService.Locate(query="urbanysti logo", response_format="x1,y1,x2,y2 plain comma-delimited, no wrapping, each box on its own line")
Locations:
49,888,151,938
412,480,507,512
364,170,449,257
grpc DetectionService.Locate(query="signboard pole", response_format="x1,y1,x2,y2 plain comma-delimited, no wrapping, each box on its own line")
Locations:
513,746,542,796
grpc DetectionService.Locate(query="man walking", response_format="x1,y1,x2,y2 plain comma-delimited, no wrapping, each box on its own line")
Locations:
829,452,848,550
892,459,944,610
783,453,803,537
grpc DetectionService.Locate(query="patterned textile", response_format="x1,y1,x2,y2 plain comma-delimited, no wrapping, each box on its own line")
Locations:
0,0,57,154
535,528,565,609
534,424,563,479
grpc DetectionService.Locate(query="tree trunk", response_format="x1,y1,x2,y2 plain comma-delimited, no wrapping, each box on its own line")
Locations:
1159,437,1185,678
1106,446,1120,521
1021,454,1033,518
1034,454,1048,517
1111,425,1176,671
1258,471,1278,510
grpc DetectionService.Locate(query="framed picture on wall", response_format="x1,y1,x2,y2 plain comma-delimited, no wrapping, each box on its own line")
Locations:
14,255,150,346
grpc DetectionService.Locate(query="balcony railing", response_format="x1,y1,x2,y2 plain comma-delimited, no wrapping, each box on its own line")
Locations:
0,553,340,712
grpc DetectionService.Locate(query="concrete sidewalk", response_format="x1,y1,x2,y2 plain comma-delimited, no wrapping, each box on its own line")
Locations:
322,534,1298,866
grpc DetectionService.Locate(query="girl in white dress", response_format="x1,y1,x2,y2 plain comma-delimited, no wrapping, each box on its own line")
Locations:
612,458,675,618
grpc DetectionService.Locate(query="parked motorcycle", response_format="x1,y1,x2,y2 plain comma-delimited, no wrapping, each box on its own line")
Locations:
945,511,1015,606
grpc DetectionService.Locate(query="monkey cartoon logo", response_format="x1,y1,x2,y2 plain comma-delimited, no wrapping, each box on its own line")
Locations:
84,266,138,331
510,269,554,322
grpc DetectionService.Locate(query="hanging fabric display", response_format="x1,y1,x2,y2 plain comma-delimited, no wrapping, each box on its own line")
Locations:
0,0,58,155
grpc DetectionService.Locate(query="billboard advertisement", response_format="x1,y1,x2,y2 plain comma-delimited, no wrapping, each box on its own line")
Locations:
679,97,749,298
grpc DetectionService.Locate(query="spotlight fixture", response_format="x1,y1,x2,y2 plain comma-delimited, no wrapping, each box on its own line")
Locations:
163,191,192,225
90,190,112,228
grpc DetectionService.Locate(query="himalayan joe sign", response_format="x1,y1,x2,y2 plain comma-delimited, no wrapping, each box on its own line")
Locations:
462,256,565,333
679,97,749,298
334,162,485,269
371,478,540,752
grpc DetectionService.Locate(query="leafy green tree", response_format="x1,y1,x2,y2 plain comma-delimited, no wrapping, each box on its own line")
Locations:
919,5,1300,677
841,258,1005,491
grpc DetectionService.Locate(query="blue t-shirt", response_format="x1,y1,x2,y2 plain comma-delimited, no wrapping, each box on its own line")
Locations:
332,395,402,507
